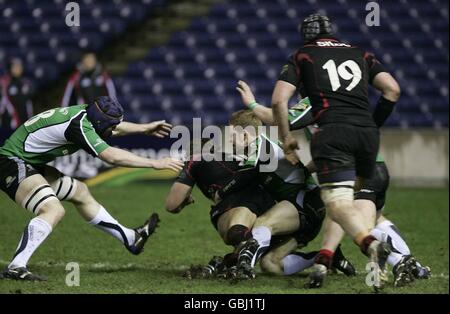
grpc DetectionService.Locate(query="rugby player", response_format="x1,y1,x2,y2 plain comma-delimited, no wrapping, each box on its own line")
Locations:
217,110,355,279
271,14,401,290
165,140,275,250
0,96,183,281
236,81,430,286
303,119,431,287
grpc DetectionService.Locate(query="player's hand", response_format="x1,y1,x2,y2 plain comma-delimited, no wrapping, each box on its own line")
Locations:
143,120,172,138
152,157,184,172
283,134,300,165
236,80,256,107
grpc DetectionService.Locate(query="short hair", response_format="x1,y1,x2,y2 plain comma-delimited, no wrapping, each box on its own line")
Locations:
229,109,262,129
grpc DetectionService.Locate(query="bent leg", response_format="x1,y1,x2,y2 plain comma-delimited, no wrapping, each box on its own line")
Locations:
217,207,257,246
260,237,301,275
42,166,137,250
254,200,300,236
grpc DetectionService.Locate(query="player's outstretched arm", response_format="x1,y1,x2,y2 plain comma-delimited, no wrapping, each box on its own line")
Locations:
99,146,183,171
371,72,401,127
272,80,300,165
112,120,172,138
236,80,275,125
165,182,194,213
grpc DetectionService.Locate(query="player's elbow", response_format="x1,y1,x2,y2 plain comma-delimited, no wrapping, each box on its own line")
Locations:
99,147,125,165
99,148,117,165
271,99,285,110
386,82,401,102
374,73,401,102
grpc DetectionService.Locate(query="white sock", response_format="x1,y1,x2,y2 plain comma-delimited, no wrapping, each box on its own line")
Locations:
251,226,271,248
370,225,409,267
282,252,317,275
9,217,52,269
375,220,411,255
89,206,135,247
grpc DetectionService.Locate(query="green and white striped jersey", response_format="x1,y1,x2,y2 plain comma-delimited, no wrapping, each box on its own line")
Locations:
244,133,317,202
0,105,109,165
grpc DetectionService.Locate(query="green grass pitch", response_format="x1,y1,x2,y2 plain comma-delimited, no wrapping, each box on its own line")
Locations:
0,182,448,294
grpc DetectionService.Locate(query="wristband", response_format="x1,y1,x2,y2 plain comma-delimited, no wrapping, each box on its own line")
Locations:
248,101,259,110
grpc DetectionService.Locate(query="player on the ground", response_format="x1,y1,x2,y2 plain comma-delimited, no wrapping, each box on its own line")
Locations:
271,14,401,290
165,138,275,250
214,110,355,279
236,81,430,286
0,96,183,281
223,110,326,275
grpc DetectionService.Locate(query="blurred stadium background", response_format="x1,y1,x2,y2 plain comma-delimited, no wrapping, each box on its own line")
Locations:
0,0,448,186
0,0,448,294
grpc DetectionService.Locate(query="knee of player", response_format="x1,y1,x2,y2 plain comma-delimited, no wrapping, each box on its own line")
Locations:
225,224,251,246
260,254,283,275
71,180,93,203
38,202,66,222
74,180,89,196
51,176,80,202
253,216,270,229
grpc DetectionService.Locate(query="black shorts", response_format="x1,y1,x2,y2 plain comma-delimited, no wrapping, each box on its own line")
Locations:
287,187,326,247
355,162,390,211
310,123,380,184
0,155,40,200
210,184,275,230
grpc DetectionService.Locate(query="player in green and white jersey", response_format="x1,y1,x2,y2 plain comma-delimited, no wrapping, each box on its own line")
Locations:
222,109,355,279
0,96,183,281
235,80,430,287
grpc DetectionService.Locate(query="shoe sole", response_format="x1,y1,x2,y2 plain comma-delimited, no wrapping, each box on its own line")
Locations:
1,273,47,281
370,242,391,291
307,264,327,289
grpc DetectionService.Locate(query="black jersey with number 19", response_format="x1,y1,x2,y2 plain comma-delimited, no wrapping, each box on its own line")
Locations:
279,36,386,127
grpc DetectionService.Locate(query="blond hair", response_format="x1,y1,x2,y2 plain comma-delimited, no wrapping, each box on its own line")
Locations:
229,109,262,129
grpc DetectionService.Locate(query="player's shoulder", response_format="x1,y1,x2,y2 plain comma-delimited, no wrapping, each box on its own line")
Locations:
47,105,89,125
65,104,88,117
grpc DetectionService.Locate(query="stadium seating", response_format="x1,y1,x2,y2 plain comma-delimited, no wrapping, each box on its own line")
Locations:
0,0,166,83
117,0,448,128
0,0,448,128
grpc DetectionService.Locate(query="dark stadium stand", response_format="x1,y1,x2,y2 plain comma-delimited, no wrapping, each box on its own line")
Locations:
0,0,166,83
0,0,448,128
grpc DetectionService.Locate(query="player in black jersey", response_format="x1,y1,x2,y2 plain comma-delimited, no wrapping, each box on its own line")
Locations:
165,148,275,248
271,14,401,290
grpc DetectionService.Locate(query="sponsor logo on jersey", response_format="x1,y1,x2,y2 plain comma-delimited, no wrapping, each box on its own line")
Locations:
359,189,374,194
5,176,16,188
317,41,351,47
59,108,69,115
280,64,290,76
62,149,69,155
94,139,104,147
